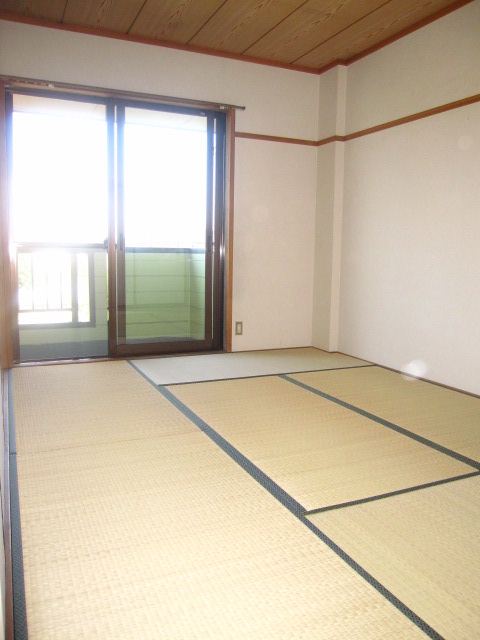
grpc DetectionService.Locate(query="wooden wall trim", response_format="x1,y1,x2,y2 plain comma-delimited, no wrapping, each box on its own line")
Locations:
236,91,480,148
224,109,236,353
235,132,317,146
0,81,15,369
316,135,345,147
343,92,480,142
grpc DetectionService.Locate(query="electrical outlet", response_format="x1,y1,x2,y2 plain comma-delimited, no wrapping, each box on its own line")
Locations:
235,321,243,336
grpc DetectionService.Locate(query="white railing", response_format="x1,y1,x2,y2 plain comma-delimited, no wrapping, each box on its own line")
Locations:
16,243,98,328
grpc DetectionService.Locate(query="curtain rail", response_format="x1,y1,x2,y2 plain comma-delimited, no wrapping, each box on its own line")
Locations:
1,75,246,111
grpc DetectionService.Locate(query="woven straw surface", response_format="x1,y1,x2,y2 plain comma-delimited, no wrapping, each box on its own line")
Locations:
13,363,426,639
12,361,197,453
309,475,480,640
291,367,480,462
169,376,475,511
132,347,369,385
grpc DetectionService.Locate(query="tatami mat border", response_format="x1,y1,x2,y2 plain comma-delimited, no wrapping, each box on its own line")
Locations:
128,362,443,639
8,370,16,455
158,386,305,515
129,359,375,388
305,470,480,516
298,518,442,640
282,374,480,471
7,372,28,640
9,359,458,640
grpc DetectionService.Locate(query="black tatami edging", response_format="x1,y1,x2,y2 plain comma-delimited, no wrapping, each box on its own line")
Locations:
158,386,305,516
305,470,480,515
282,374,480,471
159,363,376,387
10,359,455,640
299,516,444,640
7,371,28,640
126,362,446,640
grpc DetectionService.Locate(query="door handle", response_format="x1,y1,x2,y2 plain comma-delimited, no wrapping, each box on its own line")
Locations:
103,237,119,251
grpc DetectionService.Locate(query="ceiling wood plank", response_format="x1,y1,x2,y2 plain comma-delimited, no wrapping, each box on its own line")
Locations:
63,0,147,32
295,0,463,68
0,0,468,71
244,0,389,63
0,0,66,21
129,0,225,43
189,0,306,54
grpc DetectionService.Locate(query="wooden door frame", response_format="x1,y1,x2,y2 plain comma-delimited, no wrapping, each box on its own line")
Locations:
0,82,17,368
224,108,235,353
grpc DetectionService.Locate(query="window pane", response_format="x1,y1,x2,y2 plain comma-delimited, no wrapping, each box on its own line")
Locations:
11,94,109,360
124,107,207,249
11,95,108,244
77,253,91,323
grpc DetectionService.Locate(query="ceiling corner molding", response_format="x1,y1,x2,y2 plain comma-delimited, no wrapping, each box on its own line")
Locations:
0,12,320,76
346,0,475,67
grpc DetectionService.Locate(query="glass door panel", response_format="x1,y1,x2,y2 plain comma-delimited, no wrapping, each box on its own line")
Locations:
7,91,225,362
9,94,109,361
116,105,214,353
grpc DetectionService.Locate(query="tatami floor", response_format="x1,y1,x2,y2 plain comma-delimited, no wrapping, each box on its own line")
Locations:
9,348,480,639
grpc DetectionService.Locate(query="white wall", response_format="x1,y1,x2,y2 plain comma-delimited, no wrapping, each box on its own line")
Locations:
0,19,320,353
233,139,316,350
313,66,347,351
340,105,480,394
312,142,344,352
2,7,479,393
345,0,480,133
0,21,319,141
317,66,346,140
336,0,480,395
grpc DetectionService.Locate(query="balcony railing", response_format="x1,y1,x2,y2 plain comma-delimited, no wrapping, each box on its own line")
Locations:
16,243,98,328
15,243,207,336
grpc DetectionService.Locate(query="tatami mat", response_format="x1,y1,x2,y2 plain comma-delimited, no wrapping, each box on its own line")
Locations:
290,367,480,464
168,376,476,511
308,475,480,640
131,347,370,385
12,377,426,639
12,359,478,638
12,361,197,453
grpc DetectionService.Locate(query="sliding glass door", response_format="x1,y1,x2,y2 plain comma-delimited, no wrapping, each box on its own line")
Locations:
8,93,109,361
7,90,226,361
113,103,224,356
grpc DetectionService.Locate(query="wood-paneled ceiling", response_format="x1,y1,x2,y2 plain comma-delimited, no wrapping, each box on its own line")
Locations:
0,0,470,72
